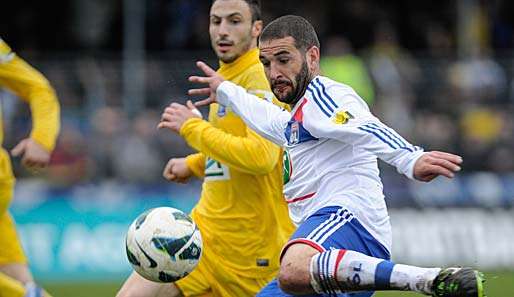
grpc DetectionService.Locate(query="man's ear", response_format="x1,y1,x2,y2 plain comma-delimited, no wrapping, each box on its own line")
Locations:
306,46,320,72
252,20,263,39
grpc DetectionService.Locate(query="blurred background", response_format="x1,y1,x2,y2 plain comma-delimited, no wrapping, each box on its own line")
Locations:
1,0,514,296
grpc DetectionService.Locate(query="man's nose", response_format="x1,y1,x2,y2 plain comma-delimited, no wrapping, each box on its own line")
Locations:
218,20,229,36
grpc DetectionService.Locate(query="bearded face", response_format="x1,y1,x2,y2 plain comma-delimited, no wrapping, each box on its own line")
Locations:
259,36,316,106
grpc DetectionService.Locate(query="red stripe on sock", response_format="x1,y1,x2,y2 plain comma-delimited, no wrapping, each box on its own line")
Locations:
333,249,347,291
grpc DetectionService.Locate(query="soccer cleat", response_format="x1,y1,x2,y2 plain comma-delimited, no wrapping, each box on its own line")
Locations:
431,267,485,297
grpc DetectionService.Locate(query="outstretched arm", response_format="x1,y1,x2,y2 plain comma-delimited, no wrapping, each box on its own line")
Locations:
303,85,461,182
188,61,290,145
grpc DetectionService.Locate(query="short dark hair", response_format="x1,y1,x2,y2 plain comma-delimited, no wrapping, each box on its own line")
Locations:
212,0,261,22
260,15,320,52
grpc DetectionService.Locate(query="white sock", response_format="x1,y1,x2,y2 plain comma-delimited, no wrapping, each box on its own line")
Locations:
310,249,441,295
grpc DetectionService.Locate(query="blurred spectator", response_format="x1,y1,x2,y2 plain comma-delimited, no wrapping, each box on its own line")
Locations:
366,21,421,135
71,0,118,50
320,35,375,104
447,47,507,103
111,110,164,183
88,107,128,180
458,107,511,171
47,123,92,186
413,112,458,152
425,22,454,59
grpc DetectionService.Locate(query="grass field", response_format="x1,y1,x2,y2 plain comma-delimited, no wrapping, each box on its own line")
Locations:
42,271,514,297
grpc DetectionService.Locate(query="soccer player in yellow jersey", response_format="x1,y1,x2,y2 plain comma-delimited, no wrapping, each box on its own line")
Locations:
0,38,60,297
116,0,294,297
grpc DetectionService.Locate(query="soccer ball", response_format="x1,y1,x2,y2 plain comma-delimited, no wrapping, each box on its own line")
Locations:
125,207,202,282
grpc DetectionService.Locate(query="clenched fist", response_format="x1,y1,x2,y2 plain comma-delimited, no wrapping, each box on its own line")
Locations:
162,158,193,184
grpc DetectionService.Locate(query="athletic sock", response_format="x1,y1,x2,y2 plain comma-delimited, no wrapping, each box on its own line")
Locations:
310,249,440,295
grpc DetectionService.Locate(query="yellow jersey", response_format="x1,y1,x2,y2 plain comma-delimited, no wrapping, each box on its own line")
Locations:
0,38,60,185
180,48,294,278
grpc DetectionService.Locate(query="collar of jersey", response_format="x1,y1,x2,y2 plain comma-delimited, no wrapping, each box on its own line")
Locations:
217,47,260,80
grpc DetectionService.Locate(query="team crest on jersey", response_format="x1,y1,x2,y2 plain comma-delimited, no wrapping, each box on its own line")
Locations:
332,110,354,124
204,157,230,181
289,122,299,145
217,105,227,117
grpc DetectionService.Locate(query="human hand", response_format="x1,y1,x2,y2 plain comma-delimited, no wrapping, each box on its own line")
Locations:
162,157,192,184
413,151,462,182
188,61,225,107
158,100,202,133
11,138,51,171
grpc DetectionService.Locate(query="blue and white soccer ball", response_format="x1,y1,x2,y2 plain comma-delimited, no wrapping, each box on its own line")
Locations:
125,207,202,282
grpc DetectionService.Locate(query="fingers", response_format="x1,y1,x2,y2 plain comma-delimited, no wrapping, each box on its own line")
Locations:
21,157,47,172
196,61,217,76
163,159,177,181
157,121,178,131
429,151,463,164
194,97,215,107
430,157,462,172
188,76,211,84
159,105,183,124
186,100,202,118
11,139,27,157
188,88,211,96
424,164,455,179
414,151,464,182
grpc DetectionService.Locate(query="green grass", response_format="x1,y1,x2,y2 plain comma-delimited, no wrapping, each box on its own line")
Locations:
42,271,514,297
43,282,121,297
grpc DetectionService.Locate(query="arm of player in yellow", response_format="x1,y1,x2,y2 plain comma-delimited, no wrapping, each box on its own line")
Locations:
0,49,60,152
180,118,280,175
185,152,206,178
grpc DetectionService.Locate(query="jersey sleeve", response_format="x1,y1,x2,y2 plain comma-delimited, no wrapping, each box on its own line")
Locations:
303,82,424,179
216,81,289,145
185,152,206,178
0,40,61,152
181,116,281,175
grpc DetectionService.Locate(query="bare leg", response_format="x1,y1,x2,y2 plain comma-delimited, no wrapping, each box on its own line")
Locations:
277,243,319,295
0,263,34,285
116,271,183,297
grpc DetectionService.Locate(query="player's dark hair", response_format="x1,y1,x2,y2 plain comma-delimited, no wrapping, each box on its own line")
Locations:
260,15,320,52
212,0,261,22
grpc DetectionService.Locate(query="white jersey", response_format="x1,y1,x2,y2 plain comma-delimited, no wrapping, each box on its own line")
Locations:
216,75,424,251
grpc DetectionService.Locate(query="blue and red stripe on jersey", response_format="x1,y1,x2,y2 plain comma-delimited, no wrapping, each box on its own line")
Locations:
284,98,318,145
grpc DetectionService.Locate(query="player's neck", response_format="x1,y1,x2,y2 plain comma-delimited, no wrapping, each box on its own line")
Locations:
218,47,260,79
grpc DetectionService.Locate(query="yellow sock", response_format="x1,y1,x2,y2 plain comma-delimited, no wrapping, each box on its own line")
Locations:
0,272,25,297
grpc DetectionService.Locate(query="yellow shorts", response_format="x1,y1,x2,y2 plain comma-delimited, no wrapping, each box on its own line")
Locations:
0,183,27,265
175,248,273,297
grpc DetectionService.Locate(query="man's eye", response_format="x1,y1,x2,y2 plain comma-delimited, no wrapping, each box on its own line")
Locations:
261,61,270,67
231,19,241,24
279,58,289,64
211,19,221,25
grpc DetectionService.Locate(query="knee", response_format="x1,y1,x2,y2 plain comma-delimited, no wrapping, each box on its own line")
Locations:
276,242,321,295
277,253,313,295
277,264,306,294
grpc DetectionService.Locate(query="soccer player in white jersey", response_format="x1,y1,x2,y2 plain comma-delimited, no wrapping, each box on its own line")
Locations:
162,15,485,297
